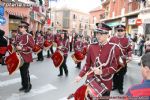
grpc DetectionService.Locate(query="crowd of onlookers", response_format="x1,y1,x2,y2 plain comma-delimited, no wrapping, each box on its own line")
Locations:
129,33,150,56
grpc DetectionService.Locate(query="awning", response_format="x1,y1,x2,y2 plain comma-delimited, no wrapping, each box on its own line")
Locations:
5,7,30,18
106,22,120,27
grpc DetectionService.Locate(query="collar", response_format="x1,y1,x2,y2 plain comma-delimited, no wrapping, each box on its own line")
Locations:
99,41,108,46
117,35,124,38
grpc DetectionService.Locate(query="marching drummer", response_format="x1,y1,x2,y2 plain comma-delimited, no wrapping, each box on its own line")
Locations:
75,23,122,98
45,28,54,58
83,37,89,55
110,24,132,94
57,30,69,77
35,31,44,61
74,34,84,69
16,21,35,93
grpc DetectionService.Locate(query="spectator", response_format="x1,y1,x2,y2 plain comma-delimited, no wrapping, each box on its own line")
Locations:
0,29,8,65
144,37,150,53
138,35,145,56
126,53,150,97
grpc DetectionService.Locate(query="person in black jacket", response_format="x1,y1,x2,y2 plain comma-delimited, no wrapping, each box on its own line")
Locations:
0,29,7,65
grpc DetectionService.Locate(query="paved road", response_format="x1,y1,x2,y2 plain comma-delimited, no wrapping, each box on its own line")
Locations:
0,53,142,100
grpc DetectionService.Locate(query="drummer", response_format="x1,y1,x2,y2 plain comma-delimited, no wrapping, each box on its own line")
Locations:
44,28,54,58
16,21,35,93
35,31,44,61
74,34,84,69
57,30,69,77
75,23,122,98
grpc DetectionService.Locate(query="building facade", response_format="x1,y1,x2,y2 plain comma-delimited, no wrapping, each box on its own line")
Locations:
89,6,105,36
50,7,89,36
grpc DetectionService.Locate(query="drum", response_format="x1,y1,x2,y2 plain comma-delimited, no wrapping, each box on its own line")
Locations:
5,52,24,75
44,40,53,50
0,47,7,55
7,44,15,54
82,47,87,55
32,44,41,54
71,51,85,63
67,85,88,100
51,50,64,68
86,78,108,97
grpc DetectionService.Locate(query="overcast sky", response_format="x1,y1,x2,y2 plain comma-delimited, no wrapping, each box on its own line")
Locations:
50,0,101,13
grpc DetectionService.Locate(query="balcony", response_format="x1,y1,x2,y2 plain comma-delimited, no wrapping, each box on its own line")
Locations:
101,0,110,5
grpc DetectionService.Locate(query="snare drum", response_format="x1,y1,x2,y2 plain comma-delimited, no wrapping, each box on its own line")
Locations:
44,40,53,50
71,51,85,63
5,52,24,75
86,78,108,98
32,44,41,54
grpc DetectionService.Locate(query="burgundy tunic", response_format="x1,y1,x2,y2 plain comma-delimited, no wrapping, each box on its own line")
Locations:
109,36,132,65
74,41,84,53
35,35,44,48
57,39,69,56
45,33,54,42
79,42,121,90
18,34,35,63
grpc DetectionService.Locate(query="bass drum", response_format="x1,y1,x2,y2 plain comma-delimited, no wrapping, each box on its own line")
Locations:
32,44,41,54
71,51,85,63
7,44,15,54
5,52,24,75
51,50,64,68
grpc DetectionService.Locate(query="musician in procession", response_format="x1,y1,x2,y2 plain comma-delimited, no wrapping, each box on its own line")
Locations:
83,37,89,55
45,28,54,58
110,25,132,94
35,32,44,61
75,23,122,98
0,29,7,65
10,30,21,46
74,34,84,69
56,30,69,77
16,21,35,93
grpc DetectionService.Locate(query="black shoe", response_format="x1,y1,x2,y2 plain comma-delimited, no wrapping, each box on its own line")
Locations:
19,87,25,91
118,89,124,94
58,74,63,77
37,59,40,61
65,72,68,77
24,85,32,93
112,87,117,91
75,66,80,69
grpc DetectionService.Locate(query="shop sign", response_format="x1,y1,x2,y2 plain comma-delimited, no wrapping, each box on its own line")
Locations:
136,19,142,26
128,18,136,25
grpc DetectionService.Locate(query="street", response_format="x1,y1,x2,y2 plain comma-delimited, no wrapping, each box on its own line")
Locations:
0,52,142,100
